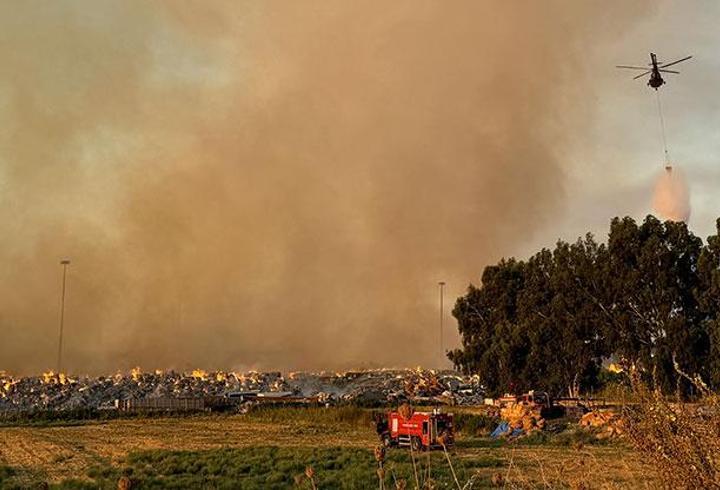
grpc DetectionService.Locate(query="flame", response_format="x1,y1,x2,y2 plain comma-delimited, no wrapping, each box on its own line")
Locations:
131,366,142,381
191,369,207,380
607,363,624,374
215,372,227,382
41,371,71,385
2,380,16,395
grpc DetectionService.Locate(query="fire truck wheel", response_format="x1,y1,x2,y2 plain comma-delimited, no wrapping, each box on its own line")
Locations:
410,437,423,452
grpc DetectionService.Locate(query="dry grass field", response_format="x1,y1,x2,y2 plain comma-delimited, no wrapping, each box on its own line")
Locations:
0,415,375,482
0,410,658,488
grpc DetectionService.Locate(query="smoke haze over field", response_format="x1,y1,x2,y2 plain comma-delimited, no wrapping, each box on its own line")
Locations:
0,2,654,374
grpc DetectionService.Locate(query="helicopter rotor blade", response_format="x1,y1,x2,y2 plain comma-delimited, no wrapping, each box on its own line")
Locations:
616,65,651,70
633,71,652,80
658,69,680,74
660,56,692,68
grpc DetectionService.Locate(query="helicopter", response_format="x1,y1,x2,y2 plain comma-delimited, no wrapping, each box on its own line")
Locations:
616,53,692,89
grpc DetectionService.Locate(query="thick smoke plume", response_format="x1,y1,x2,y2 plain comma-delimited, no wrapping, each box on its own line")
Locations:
0,2,652,374
652,167,691,222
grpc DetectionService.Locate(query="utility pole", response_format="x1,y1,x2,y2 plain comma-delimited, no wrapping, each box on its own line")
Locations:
56,259,70,374
438,281,446,359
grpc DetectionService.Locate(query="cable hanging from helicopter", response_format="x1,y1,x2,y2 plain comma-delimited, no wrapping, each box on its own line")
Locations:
616,53,692,172
655,90,669,168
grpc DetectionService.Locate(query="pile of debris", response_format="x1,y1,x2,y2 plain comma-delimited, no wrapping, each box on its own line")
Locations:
0,369,289,412
491,402,545,438
0,368,484,413
579,410,625,439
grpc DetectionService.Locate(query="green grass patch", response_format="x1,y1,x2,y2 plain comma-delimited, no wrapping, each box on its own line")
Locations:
513,426,611,447
455,438,505,449
0,408,214,428
244,405,376,429
50,480,100,490
0,465,16,484
453,411,499,437
0,465,51,490
51,446,502,489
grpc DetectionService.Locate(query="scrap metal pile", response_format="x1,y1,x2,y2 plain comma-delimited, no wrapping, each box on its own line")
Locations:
0,368,483,412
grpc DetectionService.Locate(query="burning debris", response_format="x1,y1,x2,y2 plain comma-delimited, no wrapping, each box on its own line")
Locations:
0,368,483,413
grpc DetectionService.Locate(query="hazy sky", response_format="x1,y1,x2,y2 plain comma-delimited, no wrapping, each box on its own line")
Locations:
531,0,720,249
0,1,717,374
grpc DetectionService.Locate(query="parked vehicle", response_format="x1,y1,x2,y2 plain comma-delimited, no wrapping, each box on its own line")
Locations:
377,408,454,450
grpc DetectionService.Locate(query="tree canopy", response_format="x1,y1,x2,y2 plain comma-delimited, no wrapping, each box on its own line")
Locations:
449,215,720,397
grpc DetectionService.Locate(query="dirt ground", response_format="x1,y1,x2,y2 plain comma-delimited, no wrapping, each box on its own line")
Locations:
0,415,657,487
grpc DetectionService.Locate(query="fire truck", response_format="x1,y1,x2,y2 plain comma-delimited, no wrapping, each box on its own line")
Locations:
377,409,454,451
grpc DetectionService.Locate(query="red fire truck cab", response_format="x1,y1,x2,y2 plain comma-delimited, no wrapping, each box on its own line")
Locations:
378,409,454,451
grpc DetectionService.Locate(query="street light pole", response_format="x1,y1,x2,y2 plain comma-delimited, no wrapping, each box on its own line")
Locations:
57,259,70,374
438,281,446,359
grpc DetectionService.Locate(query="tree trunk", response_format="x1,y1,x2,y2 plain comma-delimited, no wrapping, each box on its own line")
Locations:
567,373,580,398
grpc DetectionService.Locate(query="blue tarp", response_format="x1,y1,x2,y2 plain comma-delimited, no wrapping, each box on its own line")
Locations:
491,421,524,439
491,421,509,438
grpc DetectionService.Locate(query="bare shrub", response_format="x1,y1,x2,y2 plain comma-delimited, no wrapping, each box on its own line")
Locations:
623,366,720,489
